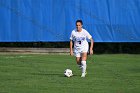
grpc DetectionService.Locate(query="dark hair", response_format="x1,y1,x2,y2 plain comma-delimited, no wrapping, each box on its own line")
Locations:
76,20,83,25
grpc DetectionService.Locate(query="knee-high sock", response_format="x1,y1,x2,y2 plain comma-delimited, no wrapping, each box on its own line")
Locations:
81,61,87,73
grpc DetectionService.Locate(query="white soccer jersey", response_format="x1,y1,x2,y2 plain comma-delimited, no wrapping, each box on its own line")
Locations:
70,28,92,50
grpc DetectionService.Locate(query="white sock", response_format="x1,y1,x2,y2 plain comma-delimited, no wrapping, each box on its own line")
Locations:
81,61,87,73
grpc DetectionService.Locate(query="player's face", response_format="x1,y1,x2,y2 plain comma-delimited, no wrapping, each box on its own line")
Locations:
76,22,82,31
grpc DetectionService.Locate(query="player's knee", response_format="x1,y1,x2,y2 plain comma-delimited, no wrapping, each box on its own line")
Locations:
82,56,87,61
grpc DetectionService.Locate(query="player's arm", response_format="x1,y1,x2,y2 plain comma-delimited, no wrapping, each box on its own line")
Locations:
90,38,94,55
70,40,73,56
85,30,94,55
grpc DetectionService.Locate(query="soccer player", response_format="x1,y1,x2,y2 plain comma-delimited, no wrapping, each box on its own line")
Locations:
70,20,94,77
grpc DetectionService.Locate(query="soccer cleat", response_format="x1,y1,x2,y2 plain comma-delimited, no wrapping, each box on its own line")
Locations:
81,72,87,77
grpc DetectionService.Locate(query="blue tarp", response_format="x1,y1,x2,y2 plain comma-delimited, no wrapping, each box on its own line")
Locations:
0,0,140,42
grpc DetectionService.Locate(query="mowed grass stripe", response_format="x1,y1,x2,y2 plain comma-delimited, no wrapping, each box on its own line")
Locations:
0,54,139,93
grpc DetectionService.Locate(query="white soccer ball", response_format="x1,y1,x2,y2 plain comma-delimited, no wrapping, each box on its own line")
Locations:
64,69,73,77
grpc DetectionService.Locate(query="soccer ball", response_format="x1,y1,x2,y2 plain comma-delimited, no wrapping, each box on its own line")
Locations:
64,69,73,77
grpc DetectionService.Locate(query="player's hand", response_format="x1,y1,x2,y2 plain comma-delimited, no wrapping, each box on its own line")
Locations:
90,49,93,55
70,51,73,56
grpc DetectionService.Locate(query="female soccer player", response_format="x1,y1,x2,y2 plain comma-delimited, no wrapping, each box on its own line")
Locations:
70,20,94,77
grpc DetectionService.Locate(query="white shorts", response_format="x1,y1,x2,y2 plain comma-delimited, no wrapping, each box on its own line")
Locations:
74,45,89,57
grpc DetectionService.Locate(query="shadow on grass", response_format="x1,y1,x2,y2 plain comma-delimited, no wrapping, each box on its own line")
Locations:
30,72,78,77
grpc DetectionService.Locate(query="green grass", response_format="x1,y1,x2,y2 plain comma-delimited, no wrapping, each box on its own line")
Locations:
0,54,140,93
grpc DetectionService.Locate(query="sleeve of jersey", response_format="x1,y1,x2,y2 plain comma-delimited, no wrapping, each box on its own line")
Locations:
70,31,73,40
85,30,92,39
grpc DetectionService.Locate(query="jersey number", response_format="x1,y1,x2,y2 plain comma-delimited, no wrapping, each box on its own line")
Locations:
78,41,81,44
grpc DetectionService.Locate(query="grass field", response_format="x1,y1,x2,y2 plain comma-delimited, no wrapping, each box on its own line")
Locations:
0,54,140,93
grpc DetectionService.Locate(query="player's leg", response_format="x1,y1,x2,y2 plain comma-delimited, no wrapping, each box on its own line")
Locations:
76,57,82,69
74,48,82,69
81,52,88,77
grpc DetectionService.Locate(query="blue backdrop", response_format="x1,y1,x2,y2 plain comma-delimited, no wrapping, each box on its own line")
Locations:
0,0,140,42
